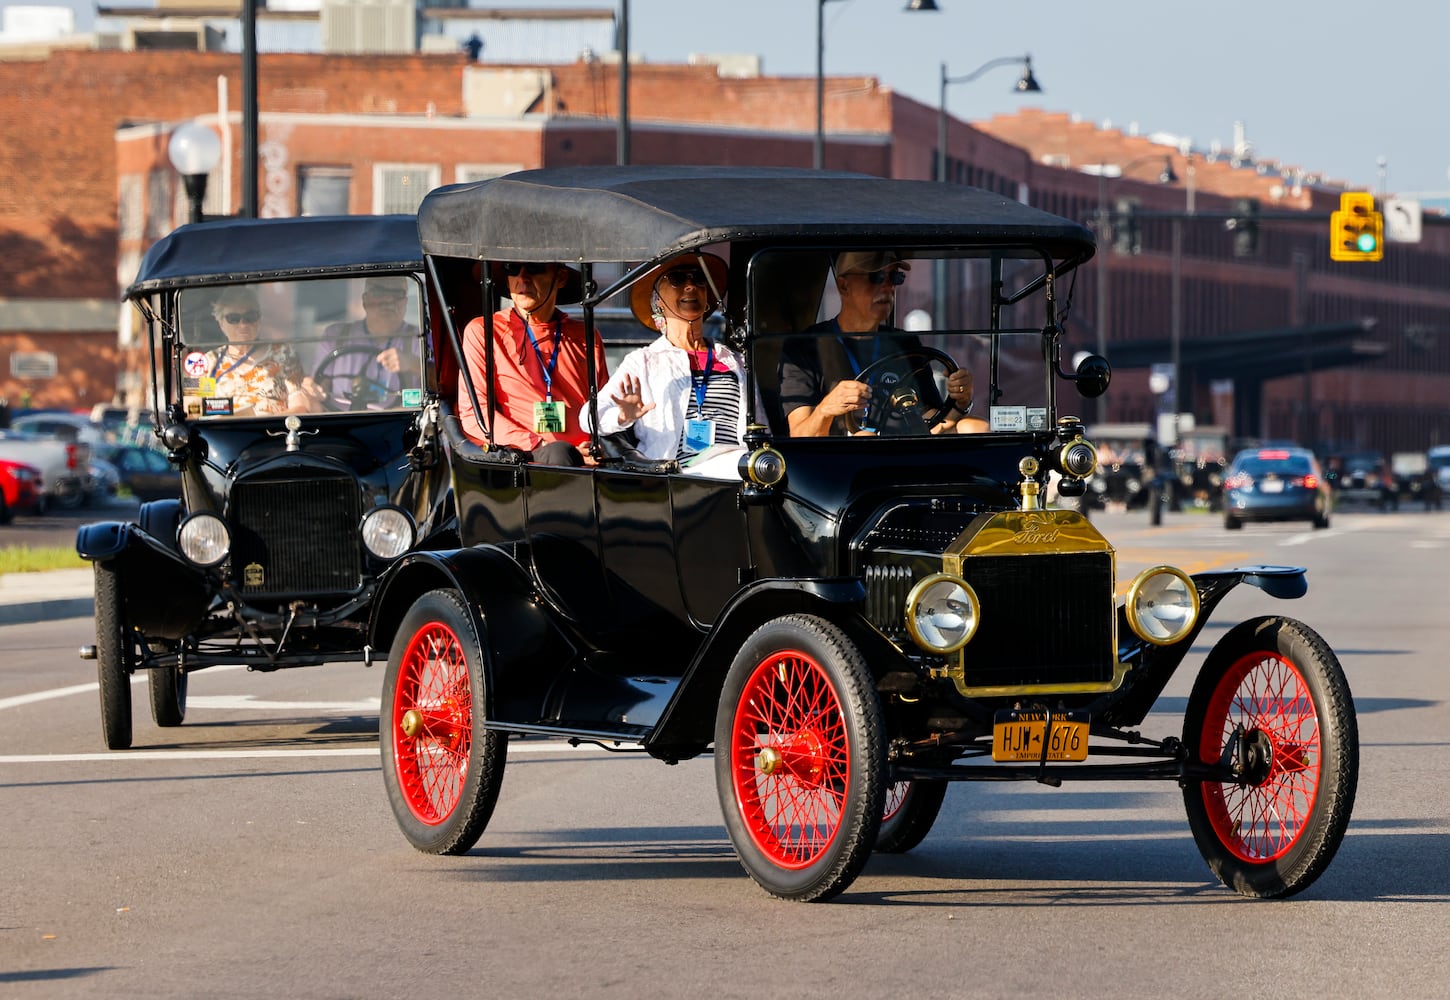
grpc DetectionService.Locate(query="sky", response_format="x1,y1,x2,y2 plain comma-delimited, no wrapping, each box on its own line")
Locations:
22,0,1450,196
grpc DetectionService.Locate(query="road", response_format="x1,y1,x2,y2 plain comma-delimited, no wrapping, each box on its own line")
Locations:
2,508,1448,999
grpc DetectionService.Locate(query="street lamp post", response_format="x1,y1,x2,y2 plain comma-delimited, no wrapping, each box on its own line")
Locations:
1091,153,1177,422
934,54,1039,329
168,121,222,225
816,0,940,170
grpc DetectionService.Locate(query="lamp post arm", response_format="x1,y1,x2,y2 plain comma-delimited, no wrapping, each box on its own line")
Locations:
943,54,1032,88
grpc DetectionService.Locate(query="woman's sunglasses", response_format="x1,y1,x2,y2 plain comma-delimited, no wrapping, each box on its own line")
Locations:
502,262,553,277
221,310,261,324
661,268,709,289
860,269,907,286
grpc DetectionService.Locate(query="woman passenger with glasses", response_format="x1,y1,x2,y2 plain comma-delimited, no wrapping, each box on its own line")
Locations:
193,286,317,417
777,251,975,437
585,251,747,478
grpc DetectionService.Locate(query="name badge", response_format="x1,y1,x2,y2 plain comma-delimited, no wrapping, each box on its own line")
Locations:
684,418,715,452
534,400,566,434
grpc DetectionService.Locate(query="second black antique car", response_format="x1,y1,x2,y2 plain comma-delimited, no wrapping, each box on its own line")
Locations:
369,167,1357,902
76,215,454,750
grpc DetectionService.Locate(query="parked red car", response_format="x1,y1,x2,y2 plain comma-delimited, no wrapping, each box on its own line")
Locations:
0,457,44,523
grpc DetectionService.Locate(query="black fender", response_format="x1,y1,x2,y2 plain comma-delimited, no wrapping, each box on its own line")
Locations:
74,517,212,638
368,546,562,723
1099,564,1307,726
646,577,907,762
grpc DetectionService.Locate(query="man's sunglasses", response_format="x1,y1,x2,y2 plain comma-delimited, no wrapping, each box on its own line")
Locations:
661,268,709,289
859,269,907,286
221,311,261,324
502,262,553,277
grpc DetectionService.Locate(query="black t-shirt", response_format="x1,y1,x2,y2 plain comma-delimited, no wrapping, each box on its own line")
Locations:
776,320,943,435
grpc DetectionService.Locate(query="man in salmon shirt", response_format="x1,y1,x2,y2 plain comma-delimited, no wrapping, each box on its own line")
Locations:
457,261,608,465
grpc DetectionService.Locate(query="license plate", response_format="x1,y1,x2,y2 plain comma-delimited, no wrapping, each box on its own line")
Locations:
1260,479,1284,493
992,709,1090,762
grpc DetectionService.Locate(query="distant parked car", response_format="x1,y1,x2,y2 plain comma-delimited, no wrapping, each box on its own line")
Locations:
93,444,181,501
0,429,89,508
1223,447,1332,530
0,457,44,522
9,411,107,448
1426,445,1450,510
1323,450,1393,509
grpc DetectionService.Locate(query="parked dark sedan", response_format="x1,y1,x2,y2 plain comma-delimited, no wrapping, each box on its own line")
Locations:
1223,447,1332,530
93,444,182,501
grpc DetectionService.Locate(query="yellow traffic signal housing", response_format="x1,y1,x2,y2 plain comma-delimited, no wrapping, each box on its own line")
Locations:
1330,191,1384,262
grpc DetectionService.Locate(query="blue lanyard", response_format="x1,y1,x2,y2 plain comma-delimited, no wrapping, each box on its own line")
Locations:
833,320,882,379
521,312,562,402
212,346,255,379
690,341,715,416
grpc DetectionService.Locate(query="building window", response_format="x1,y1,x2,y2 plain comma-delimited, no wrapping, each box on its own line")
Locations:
299,166,353,216
118,175,144,240
373,164,440,214
146,169,172,239
457,163,524,184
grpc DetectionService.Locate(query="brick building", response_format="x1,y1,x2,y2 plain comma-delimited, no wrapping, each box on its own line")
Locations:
2,44,1448,456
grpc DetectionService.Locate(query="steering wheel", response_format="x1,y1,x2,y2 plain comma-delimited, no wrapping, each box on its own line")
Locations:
844,346,959,435
312,345,399,412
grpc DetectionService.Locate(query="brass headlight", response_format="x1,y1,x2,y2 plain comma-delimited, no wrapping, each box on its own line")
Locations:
739,445,786,488
904,573,979,654
177,512,230,568
1058,438,1098,479
1125,566,1199,645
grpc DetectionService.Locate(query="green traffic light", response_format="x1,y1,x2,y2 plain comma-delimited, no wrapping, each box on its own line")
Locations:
1356,232,1377,253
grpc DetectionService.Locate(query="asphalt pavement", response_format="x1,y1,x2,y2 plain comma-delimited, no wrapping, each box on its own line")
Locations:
0,566,93,625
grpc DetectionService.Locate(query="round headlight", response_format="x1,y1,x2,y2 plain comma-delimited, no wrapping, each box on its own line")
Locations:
361,506,415,560
904,573,979,654
1125,566,1199,645
739,446,786,488
177,512,230,568
1059,439,1098,479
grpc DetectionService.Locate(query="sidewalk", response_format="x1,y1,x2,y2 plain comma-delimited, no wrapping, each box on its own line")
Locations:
0,567,94,625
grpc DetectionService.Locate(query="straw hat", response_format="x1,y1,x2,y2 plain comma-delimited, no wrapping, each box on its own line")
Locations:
833,250,911,277
628,251,729,329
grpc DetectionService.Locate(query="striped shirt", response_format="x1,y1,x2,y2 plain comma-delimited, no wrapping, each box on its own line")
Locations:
677,350,742,461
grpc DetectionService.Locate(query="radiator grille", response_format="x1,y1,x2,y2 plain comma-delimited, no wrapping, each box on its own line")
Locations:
959,552,1115,688
229,475,362,597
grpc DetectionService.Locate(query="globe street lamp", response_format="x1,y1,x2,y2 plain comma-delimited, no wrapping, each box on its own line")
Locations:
816,0,940,170
933,53,1039,329
168,121,222,225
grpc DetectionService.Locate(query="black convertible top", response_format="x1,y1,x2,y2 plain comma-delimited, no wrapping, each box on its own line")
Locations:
126,215,421,296
417,166,1095,265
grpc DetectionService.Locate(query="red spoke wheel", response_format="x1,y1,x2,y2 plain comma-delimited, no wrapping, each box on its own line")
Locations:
381,589,507,855
715,614,885,901
876,779,947,854
1182,616,1358,898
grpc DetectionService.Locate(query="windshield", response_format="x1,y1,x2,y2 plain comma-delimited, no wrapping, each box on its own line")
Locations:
747,248,1069,438
174,276,425,419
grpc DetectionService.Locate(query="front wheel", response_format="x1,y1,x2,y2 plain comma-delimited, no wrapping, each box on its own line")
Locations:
715,614,886,901
1182,616,1358,898
381,589,508,855
94,562,134,750
876,779,947,854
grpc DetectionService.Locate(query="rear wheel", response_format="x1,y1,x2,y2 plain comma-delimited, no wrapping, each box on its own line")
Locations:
94,562,134,750
1182,616,1357,898
715,615,885,901
1224,513,1242,530
381,589,508,855
876,779,947,854
148,665,187,727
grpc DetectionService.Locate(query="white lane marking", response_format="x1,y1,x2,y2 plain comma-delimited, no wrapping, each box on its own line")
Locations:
0,664,244,713
185,695,380,712
0,743,634,764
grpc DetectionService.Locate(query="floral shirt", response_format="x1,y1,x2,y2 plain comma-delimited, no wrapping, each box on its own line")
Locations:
185,342,308,418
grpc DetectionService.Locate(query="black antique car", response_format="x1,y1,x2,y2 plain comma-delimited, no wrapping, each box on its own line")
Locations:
76,215,453,750
372,167,1357,902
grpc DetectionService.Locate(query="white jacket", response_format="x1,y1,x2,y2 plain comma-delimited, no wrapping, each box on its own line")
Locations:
586,334,747,461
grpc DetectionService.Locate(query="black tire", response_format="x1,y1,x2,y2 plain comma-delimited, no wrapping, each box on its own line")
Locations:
714,614,886,901
1182,616,1358,898
1224,514,1242,530
381,589,508,855
0,491,11,525
94,562,134,751
1148,485,1163,526
149,666,187,728
1313,505,1331,530
876,779,947,854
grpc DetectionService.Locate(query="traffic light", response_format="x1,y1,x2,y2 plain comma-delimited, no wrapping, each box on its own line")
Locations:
1112,197,1141,255
1330,191,1384,262
1228,198,1259,257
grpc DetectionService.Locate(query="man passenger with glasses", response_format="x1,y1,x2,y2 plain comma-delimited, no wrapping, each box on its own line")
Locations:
777,251,974,437
456,261,608,465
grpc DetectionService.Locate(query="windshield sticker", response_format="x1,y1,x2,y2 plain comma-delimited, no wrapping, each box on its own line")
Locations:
1026,409,1048,431
401,388,423,408
183,351,209,376
202,397,234,416
991,406,1027,432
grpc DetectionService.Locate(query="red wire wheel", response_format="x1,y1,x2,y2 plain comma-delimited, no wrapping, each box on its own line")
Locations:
381,590,507,855
715,615,885,902
875,779,947,854
1182,616,1357,898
